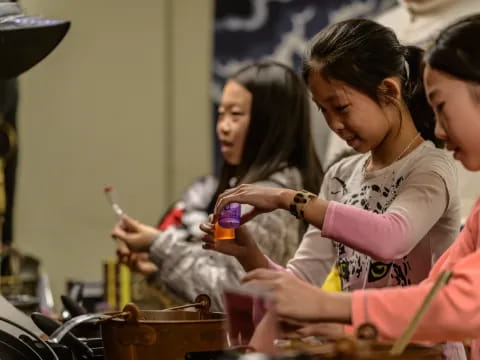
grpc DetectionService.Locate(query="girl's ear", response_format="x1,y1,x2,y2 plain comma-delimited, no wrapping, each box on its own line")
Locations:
378,77,402,105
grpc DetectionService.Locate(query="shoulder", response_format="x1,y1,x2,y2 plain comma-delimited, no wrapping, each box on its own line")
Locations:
181,174,218,208
405,142,457,186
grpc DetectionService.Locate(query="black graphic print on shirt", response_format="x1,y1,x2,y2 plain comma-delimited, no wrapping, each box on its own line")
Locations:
332,172,412,290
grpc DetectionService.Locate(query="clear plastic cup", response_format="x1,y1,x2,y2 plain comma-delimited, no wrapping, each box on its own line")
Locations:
218,202,241,228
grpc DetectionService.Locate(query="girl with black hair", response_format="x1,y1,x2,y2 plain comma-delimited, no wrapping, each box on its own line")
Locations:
205,19,459,297
111,61,323,310
241,14,480,359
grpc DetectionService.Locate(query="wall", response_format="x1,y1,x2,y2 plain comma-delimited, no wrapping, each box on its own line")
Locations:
14,0,213,307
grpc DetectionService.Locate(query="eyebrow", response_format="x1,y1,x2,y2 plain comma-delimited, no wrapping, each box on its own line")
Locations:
313,94,339,106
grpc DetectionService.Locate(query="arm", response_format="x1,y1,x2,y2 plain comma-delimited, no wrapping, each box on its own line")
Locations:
264,178,337,287
321,171,451,260
351,201,480,342
215,170,453,262
149,207,300,310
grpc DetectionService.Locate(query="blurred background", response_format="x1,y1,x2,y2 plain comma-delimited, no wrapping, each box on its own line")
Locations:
3,0,479,311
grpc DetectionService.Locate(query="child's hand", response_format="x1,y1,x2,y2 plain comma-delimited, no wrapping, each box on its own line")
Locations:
242,269,328,322
214,185,293,223
111,215,158,252
280,320,345,340
199,215,267,271
116,246,158,276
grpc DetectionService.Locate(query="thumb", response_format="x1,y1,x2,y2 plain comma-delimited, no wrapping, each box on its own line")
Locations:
111,226,129,239
120,214,140,231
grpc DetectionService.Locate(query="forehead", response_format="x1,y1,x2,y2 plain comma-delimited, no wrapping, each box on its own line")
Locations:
221,80,251,106
307,71,350,102
424,65,469,100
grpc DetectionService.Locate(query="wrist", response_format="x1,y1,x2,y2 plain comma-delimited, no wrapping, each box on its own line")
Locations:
146,230,161,251
278,189,297,211
322,291,353,324
237,244,267,272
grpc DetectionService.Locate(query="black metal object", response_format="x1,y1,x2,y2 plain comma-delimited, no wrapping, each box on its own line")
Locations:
0,314,104,360
0,2,71,79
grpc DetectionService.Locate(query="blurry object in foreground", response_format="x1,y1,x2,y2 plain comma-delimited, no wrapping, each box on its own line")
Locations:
103,258,131,311
0,246,54,315
223,285,278,354
0,1,71,79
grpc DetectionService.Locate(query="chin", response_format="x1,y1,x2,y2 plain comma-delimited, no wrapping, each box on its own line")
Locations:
460,158,480,172
223,156,241,166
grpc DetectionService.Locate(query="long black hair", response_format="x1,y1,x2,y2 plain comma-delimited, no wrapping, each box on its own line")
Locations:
426,14,480,86
208,61,323,212
302,19,442,148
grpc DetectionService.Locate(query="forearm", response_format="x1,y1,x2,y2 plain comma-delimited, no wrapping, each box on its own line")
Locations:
277,189,329,229
351,251,480,342
236,246,268,272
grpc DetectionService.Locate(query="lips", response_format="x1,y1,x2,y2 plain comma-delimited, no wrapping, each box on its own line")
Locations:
220,140,234,152
343,135,360,148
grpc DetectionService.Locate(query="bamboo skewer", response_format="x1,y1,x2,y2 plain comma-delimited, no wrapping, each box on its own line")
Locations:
390,270,453,355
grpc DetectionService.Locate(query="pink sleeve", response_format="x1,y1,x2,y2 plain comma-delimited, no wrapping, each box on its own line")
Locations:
322,171,449,261
322,201,411,260
351,200,480,343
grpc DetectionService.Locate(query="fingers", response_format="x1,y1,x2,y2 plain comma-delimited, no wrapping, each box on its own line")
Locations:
111,225,128,240
213,187,244,218
202,234,216,250
242,268,281,284
199,221,215,235
119,214,140,231
116,247,130,265
111,215,138,240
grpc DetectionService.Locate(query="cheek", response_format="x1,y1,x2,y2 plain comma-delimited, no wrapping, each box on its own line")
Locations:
235,119,250,144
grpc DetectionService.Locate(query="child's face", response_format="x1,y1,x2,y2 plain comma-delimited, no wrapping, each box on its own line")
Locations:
424,65,480,171
307,71,392,154
217,80,252,165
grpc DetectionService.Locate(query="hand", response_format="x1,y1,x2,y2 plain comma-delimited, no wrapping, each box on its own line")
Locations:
116,245,158,276
111,215,158,252
199,215,267,271
242,269,325,322
243,269,352,323
279,320,345,340
214,185,294,224
243,270,323,322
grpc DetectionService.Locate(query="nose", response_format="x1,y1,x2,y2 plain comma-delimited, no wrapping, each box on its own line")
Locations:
434,119,447,141
217,116,232,135
328,115,345,134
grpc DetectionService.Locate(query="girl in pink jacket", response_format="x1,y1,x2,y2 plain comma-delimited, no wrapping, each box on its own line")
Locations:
240,14,480,359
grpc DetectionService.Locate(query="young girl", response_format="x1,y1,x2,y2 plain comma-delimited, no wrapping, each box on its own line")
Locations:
242,14,480,359
205,19,460,293
111,61,323,310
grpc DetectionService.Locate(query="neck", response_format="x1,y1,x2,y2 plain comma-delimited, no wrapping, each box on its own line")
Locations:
369,113,423,171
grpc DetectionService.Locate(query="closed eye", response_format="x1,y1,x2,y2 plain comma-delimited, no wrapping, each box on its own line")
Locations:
435,102,445,113
335,104,350,113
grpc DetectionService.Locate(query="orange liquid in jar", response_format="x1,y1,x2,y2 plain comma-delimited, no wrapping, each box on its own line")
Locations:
214,222,235,240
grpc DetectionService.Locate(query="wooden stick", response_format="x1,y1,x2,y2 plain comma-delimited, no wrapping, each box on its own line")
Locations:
390,270,452,355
